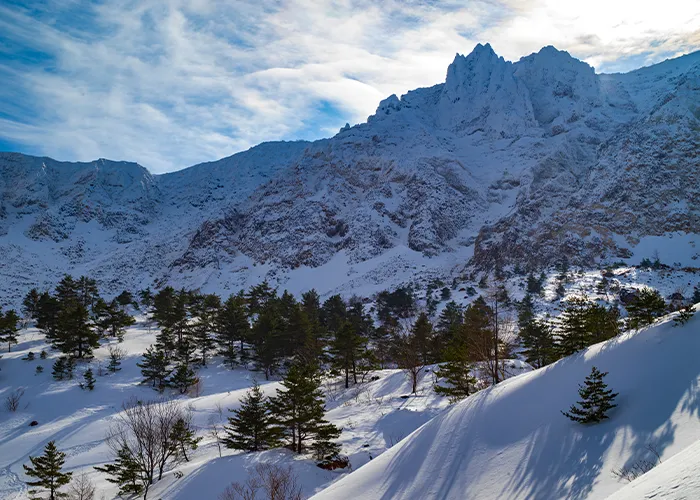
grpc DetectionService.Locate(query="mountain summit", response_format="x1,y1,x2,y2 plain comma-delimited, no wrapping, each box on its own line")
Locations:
1,44,699,303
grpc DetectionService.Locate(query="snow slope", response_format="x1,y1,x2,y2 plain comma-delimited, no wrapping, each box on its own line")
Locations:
313,305,700,500
608,438,700,499
1,316,511,499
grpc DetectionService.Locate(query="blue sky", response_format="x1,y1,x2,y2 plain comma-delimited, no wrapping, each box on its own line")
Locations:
1,0,699,173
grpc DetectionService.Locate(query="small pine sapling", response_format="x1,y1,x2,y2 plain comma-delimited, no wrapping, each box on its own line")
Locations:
674,304,695,327
562,366,618,424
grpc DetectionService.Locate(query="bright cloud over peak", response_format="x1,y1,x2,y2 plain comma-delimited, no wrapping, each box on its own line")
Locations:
1,0,698,173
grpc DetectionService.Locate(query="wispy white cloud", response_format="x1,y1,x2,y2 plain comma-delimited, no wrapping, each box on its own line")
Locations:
0,0,698,173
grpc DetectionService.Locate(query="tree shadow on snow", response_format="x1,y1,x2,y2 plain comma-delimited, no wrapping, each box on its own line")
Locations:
373,319,700,499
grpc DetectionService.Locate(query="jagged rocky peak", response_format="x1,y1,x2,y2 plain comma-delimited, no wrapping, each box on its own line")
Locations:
514,45,602,127
438,43,536,137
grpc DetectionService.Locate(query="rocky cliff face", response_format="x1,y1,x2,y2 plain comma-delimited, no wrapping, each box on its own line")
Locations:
1,45,698,304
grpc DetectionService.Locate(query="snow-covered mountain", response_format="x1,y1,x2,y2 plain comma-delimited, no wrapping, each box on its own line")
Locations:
2,44,699,304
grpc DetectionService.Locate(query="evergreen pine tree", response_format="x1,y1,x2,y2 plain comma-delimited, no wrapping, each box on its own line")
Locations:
63,357,75,380
674,304,695,327
330,319,368,389
301,289,326,365
285,305,315,363
52,358,66,381
311,421,342,464
190,293,220,366
107,348,122,373
23,440,72,500
586,304,621,343
55,275,79,305
115,290,135,309
95,299,135,341
75,276,100,311
54,300,99,359
0,309,20,352
137,346,171,390
169,362,198,394
94,446,143,497
268,364,340,456
526,273,542,295
245,280,277,317
557,297,592,357
170,416,202,462
434,340,476,403
216,293,250,368
627,287,666,329
138,287,154,313
36,293,60,341
435,301,463,354
81,368,95,391
23,288,41,321
223,381,279,452
462,297,493,362
411,312,434,365
250,308,282,380
562,366,618,424
521,319,556,368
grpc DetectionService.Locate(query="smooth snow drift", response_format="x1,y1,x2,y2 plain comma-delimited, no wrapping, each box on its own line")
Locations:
313,306,700,500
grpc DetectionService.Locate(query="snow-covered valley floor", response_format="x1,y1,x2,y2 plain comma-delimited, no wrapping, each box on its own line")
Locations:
0,319,462,499
1,264,699,500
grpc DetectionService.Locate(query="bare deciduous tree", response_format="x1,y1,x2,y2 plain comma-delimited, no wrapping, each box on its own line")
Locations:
5,387,25,412
475,285,518,385
208,415,223,458
67,471,97,500
105,397,183,499
612,443,662,482
392,320,425,395
220,463,302,500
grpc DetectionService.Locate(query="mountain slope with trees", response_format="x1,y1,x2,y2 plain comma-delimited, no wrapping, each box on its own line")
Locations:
313,305,700,500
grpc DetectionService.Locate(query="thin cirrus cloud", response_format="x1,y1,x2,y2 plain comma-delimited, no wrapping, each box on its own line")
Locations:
0,0,698,173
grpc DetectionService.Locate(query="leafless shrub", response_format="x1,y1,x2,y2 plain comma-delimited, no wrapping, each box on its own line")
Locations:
189,377,203,398
323,377,342,402
220,463,302,500
612,443,662,482
105,397,184,498
67,471,96,500
220,477,261,500
5,388,25,412
214,400,225,421
208,415,223,458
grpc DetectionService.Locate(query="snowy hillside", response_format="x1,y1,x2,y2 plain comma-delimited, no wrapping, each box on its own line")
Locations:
609,438,700,499
0,313,529,500
2,44,699,306
313,306,700,500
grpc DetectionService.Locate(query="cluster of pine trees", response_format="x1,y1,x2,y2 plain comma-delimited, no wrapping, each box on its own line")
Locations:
136,282,415,394
133,281,520,403
23,275,136,360
224,363,341,464
517,293,621,368
0,308,20,352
